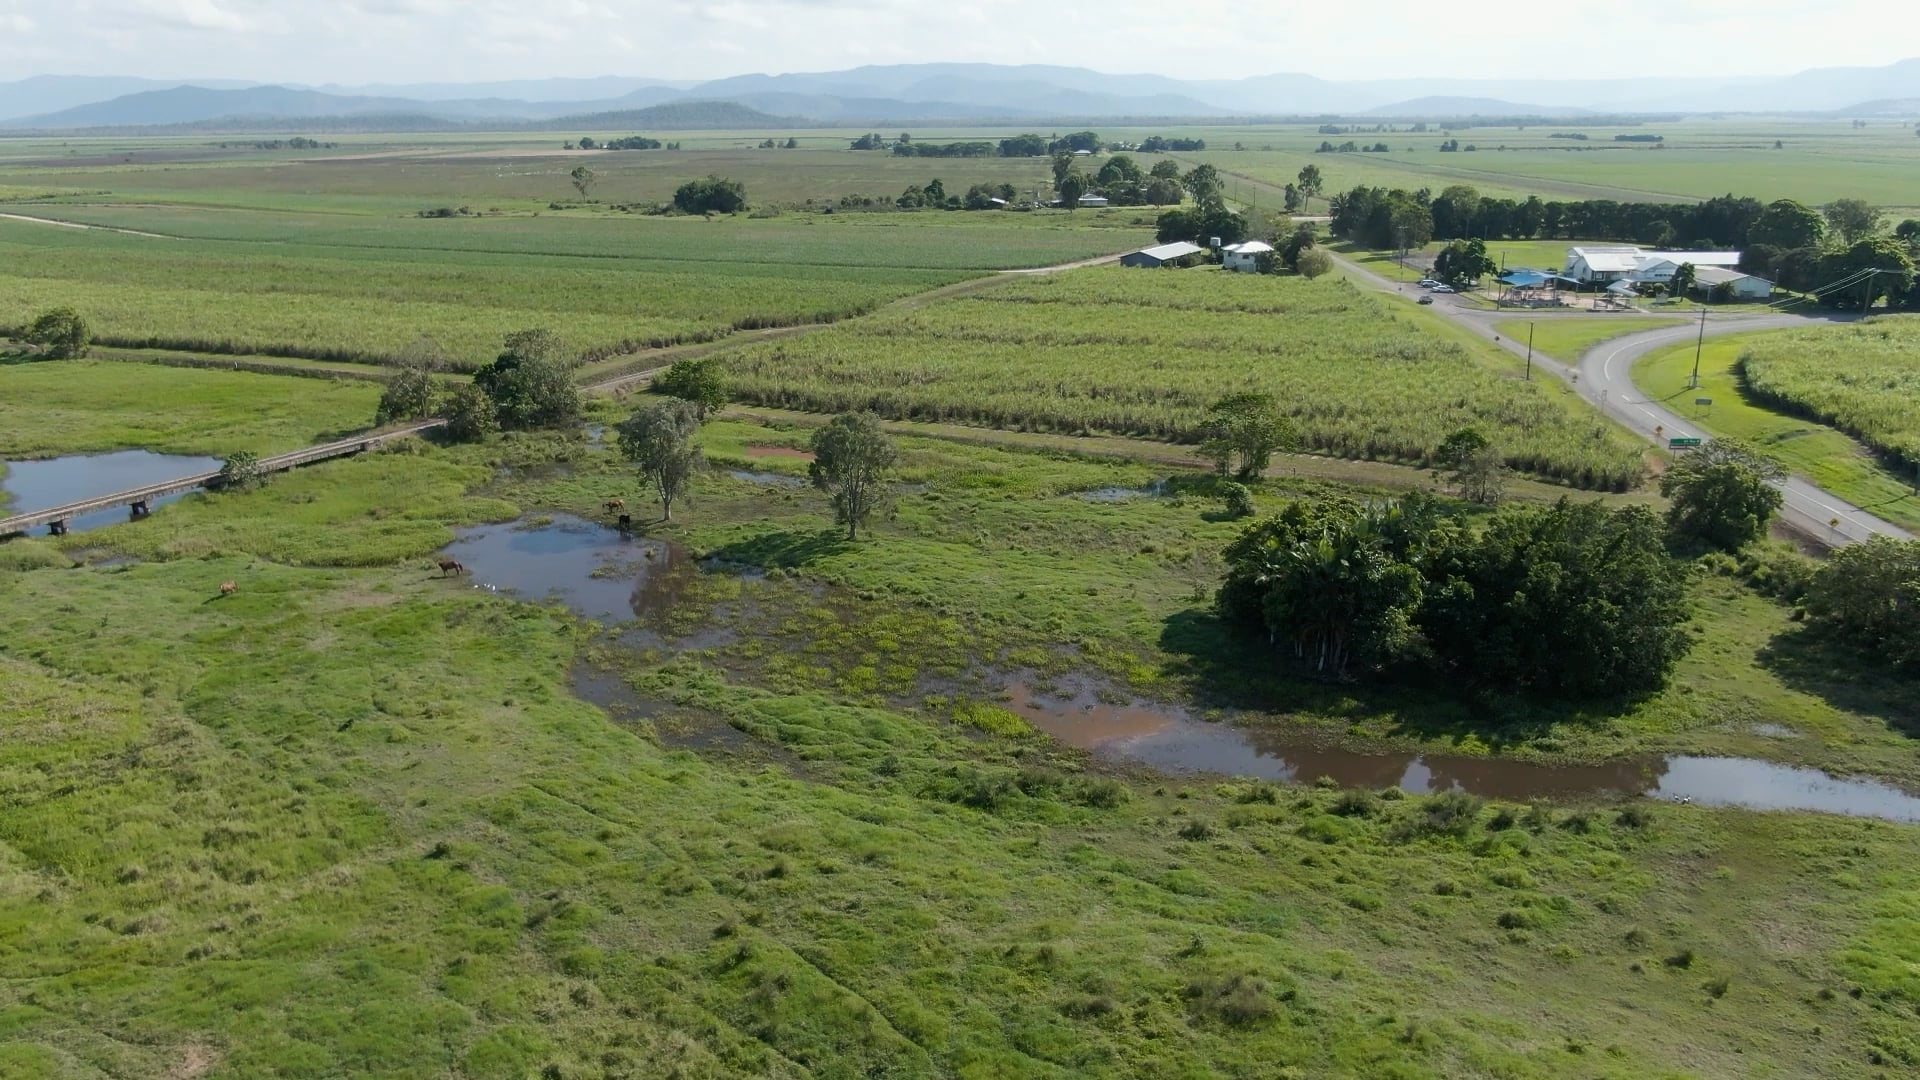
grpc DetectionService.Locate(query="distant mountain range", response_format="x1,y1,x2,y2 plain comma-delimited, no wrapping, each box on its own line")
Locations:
4,59,1919,131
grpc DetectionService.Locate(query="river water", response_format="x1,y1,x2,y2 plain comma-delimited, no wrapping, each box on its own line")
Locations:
1,450,222,534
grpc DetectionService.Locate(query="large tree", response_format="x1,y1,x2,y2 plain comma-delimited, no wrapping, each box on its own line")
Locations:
472,328,580,430
1182,164,1223,203
652,357,727,420
1216,499,1425,678
1823,198,1883,245
1148,159,1182,180
1295,164,1323,211
23,307,90,359
1432,238,1495,288
1804,537,1920,669
1749,199,1825,251
1057,173,1089,210
1429,185,1482,240
1659,440,1784,551
1419,501,1691,697
617,399,704,521
1669,261,1698,298
1200,393,1297,480
569,165,596,200
673,175,748,214
1096,155,1142,187
809,413,898,539
1817,237,1916,310
1294,247,1334,279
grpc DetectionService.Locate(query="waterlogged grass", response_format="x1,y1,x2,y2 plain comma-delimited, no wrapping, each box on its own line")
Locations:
1493,316,1686,363
721,268,1648,490
1736,317,1920,470
0,359,382,459
4,548,1918,1078
1635,334,1920,533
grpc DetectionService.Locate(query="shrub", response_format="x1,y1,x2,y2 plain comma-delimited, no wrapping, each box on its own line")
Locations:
1665,949,1696,969
1329,790,1377,818
1615,804,1654,829
216,451,264,492
25,306,91,358
1186,973,1278,1027
1177,819,1216,841
1220,481,1255,519
440,383,499,443
1496,909,1538,930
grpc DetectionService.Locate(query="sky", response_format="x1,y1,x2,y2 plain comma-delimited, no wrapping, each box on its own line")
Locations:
1,0,1917,84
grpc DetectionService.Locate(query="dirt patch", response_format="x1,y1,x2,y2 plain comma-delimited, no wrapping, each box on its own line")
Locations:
170,1043,219,1079
746,446,815,462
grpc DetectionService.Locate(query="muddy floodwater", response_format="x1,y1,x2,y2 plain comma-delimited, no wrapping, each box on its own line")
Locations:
1,450,222,534
452,516,1920,823
1007,683,1920,823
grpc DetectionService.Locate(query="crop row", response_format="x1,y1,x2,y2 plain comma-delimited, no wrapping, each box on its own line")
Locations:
721,270,1647,490
0,224,967,368
1737,317,1920,468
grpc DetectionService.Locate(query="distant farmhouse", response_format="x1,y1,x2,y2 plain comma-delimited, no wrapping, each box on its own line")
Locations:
1563,246,1743,285
1121,241,1205,268
1689,265,1773,300
1221,240,1274,273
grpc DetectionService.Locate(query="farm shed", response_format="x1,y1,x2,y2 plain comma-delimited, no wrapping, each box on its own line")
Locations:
1121,241,1206,268
1222,240,1274,273
1690,266,1773,299
1077,193,1111,208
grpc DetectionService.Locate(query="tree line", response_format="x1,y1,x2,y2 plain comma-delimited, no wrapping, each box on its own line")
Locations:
1330,182,1920,308
850,130,1204,158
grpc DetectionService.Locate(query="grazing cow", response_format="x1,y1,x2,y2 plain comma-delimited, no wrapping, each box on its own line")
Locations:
219,581,237,597
604,498,625,513
436,558,467,577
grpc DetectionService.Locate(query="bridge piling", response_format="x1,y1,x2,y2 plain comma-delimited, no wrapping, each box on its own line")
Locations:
130,500,151,520
47,519,68,537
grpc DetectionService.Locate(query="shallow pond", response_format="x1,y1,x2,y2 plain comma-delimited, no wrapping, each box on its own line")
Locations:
1,450,222,534
1007,682,1920,823
1075,480,1171,502
441,513,697,623
728,469,807,488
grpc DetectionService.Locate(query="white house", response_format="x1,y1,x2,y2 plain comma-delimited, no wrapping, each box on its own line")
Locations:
1564,245,1744,285
1222,240,1274,273
1690,265,1773,300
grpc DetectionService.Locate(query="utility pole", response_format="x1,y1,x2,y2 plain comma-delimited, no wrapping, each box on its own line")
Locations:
1526,321,1535,380
1689,306,1707,390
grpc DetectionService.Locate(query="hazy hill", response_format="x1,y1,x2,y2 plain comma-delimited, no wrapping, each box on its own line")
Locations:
540,101,795,131
1363,96,1593,119
6,57,1920,130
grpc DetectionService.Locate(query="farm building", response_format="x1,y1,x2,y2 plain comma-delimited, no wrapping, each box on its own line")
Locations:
1077,193,1110,208
1690,266,1773,299
1121,241,1205,268
1221,240,1274,273
1563,246,1743,285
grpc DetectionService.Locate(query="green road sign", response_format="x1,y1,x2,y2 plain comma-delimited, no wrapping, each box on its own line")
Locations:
1669,437,1703,448
1694,398,1713,406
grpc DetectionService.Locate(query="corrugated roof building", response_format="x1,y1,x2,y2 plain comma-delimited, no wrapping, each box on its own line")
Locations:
1120,241,1206,268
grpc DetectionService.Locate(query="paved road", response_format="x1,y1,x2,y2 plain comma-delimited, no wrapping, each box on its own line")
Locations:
1328,249,1910,545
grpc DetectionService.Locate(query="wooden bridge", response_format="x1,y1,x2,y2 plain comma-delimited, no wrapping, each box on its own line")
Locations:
0,420,445,538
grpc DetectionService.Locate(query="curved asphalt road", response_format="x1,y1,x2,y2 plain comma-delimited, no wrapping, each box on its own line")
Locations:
1328,250,1910,545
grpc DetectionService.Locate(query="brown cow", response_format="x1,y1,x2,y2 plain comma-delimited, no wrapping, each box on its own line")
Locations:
436,559,467,577
219,581,237,597
604,498,625,513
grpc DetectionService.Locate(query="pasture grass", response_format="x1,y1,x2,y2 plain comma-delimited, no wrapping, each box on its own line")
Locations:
4,477,1918,1078
720,266,1648,490
4,386,1920,1076
1493,316,1687,363
0,359,382,459
1635,333,1920,533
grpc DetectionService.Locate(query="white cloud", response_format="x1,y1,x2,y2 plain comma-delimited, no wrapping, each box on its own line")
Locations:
0,0,1915,85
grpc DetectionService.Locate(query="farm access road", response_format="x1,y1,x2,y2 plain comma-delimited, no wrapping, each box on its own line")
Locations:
1327,249,1910,546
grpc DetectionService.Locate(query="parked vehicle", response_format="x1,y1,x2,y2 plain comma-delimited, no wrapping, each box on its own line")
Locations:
1431,285,1455,293
1418,296,1435,305
1417,278,1441,288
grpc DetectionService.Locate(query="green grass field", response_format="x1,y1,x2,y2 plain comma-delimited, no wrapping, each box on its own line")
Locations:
1493,317,1687,362
720,266,1648,490
5,396,1919,1078
1635,331,1920,533
5,126,1920,1079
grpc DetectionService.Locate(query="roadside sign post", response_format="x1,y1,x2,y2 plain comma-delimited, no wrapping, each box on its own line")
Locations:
1669,437,1703,449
